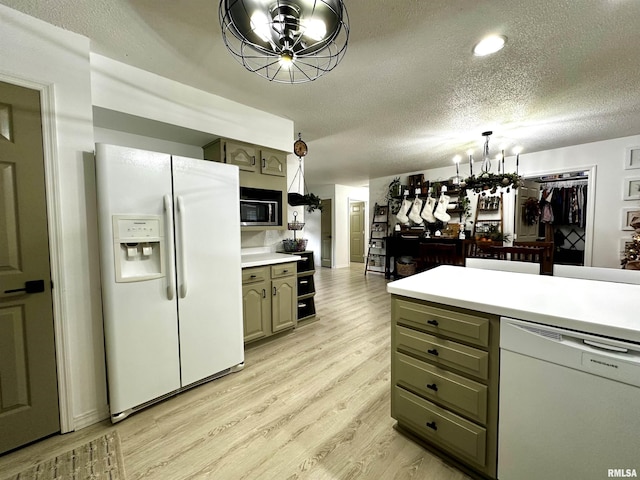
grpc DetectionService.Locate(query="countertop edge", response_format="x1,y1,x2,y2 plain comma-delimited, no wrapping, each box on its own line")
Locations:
241,253,302,268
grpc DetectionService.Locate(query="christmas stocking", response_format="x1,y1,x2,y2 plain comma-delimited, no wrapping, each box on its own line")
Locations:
396,199,412,224
421,196,437,223
408,198,424,224
434,194,451,223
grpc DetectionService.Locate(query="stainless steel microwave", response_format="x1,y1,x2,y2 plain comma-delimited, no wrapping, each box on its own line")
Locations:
240,198,279,226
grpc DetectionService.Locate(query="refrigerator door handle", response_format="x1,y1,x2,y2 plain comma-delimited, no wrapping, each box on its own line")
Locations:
163,194,176,300
176,195,188,298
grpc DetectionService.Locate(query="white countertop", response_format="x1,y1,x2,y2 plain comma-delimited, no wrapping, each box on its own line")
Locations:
241,252,301,268
387,265,640,343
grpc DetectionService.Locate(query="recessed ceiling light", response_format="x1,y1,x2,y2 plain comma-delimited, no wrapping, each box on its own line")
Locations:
473,35,507,56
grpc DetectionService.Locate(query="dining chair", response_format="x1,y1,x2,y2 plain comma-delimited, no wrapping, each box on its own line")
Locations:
553,264,640,284
465,257,541,274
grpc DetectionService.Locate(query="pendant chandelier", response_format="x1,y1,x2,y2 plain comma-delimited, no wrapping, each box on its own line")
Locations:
463,131,523,194
219,0,349,84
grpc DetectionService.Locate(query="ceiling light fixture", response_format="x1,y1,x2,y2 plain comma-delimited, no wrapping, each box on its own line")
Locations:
463,131,522,193
473,34,507,56
219,0,349,83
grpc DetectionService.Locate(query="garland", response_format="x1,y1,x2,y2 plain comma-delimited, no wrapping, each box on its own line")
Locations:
463,172,522,194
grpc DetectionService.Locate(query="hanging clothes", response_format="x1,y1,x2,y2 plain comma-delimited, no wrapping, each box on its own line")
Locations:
538,183,587,227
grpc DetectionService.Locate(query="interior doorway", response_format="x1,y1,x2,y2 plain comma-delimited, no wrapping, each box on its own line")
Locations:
349,201,365,263
321,198,332,268
515,167,596,267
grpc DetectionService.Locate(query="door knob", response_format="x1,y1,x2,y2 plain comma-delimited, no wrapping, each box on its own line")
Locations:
4,279,45,294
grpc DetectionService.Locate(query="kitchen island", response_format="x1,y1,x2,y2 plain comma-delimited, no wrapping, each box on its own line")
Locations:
386,265,640,479
387,265,640,342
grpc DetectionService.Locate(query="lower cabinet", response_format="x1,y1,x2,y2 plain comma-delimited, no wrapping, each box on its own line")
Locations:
390,296,499,479
242,262,297,343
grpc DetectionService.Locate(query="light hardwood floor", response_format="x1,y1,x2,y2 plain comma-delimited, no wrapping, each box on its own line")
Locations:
0,264,470,480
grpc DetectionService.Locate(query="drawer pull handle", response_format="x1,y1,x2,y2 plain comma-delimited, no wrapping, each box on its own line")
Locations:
426,383,438,392
427,319,439,326
273,286,277,296
262,288,266,298
283,269,288,273
427,348,439,356
250,275,257,278
426,421,438,431
300,280,308,284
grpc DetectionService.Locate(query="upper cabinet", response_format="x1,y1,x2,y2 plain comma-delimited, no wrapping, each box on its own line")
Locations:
260,148,286,177
204,138,288,192
226,140,258,172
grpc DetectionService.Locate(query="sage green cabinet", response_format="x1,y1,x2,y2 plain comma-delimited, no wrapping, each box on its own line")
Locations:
390,296,500,479
242,281,269,342
226,140,258,172
260,148,286,177
203,138,287,186
271,276,296,332
242,262,297,343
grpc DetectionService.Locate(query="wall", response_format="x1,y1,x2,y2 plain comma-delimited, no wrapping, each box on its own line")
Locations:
306,184,369,269
369,135,640,268
90,54,293,153
1,4,295,431
0,4,102,428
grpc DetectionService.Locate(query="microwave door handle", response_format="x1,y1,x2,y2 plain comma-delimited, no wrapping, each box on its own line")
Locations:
269,203,273,222
163,195,176,300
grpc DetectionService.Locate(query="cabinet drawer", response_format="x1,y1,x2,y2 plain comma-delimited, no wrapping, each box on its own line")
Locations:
394,298,490,347
395,325,489,380
393,386,487,467
271,262,296,278
242,266,268,284
394,352,487,424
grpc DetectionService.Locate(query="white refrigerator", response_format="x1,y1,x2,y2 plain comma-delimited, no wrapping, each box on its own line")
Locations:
95,143,244,422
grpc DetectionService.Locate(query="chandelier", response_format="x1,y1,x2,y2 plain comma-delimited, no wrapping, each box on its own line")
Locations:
463,131,522,193
219,0,349,83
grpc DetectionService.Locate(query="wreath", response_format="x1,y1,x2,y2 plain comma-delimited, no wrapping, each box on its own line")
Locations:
522,197,540,226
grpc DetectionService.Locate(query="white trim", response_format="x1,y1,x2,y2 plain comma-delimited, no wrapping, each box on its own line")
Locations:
73,405,110,431
0,73,75,433
523,165,596,267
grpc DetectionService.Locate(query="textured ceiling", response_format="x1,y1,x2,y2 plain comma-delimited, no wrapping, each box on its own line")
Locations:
3,0,640,186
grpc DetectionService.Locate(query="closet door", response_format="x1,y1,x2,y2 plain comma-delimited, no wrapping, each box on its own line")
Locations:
515,179,540,242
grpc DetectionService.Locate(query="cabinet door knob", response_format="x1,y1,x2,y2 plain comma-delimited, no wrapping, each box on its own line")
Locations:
252,155,256,166
426,421,438,431
262,289,266,298
273,286,277,296
426,383,438,392
427,348,439,356
427,319,439,326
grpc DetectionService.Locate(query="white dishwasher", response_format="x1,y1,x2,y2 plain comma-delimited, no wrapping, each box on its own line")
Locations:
498,318,640,480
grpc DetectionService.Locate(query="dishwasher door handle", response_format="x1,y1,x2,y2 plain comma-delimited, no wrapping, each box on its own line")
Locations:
583,339,629,353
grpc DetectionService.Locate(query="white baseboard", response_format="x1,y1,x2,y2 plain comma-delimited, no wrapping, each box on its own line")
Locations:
73,404,110,430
